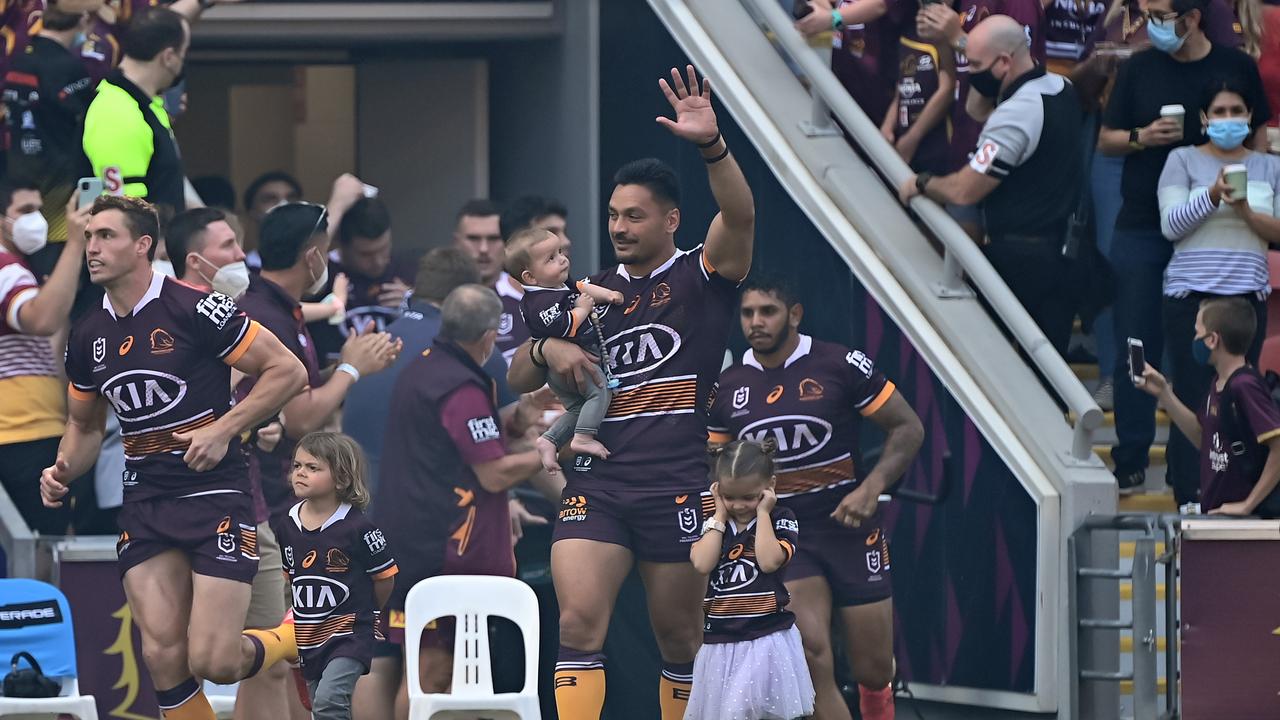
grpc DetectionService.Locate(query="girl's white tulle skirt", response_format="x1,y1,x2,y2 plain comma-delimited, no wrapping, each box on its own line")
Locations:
684,625,816,720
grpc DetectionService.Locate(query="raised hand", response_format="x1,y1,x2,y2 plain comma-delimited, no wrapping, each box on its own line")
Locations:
656,65,719,146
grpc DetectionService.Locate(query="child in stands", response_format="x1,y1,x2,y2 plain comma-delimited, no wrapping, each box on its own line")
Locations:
1138,297,1280,515
686,439,815,720
504,227,624,471
274,432,398,720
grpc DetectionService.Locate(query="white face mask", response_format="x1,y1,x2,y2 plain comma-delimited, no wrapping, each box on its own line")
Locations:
152,258,176,278
10,211,48,255
307,249,329,297
195,254,250,300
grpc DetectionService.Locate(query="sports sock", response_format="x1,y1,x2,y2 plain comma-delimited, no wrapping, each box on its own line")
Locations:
658,660,694,720
156,677,215,720
554,646,606,720
859,683,895,720
243,618,297,676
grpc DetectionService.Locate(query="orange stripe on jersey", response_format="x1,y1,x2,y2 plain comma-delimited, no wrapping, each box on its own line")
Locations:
701,494,716,518
701,251,716,276
606,379,697,417
775,457,857,495
68,383,96,402
122,414,217,457
222,320,261,366
779,540,794,563
295,614,356,647
707,431,731,444
860,381,896,417
372,564,399,581
568,308,584,338
704,596,778,615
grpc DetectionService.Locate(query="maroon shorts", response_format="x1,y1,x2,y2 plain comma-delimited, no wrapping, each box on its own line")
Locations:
377,606,455,650
552,484,711,563
116,491,259,584
784,491,892,607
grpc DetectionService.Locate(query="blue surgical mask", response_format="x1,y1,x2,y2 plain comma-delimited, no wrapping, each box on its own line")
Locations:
1207,118,1251,150
1192,334,1214,365
1148,17,1188,54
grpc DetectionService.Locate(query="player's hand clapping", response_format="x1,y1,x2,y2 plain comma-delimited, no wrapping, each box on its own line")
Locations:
40,454,73,508
377,278,411,308
340,323,403,376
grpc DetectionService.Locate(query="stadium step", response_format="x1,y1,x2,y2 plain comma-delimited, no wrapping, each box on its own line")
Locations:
1093,445,1167,467
1072,362,1100,381
1120,635,1169,653
1119,541,1166,558
1120,677,1170,695
1119,581,1174,601
1069,409,1169,427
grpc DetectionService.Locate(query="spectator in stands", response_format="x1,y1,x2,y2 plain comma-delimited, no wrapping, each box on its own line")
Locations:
0,181,87,536
346,249,548,720
501,194,572,252
192,175,237,212
1043,0,1106,74
243,170,303,265
1139,297,1280,515
900,15,1083,356
376,284,543,714
82,7,189,214
2,3,93,278
1157,81,1280,506
454,198,529,363
797,0,912,131
881,19,955,174
1097,0,1268,493
240,202,401,526
918,0,1044,240
308,196,410,364
78,0,244,83
163,205,294,720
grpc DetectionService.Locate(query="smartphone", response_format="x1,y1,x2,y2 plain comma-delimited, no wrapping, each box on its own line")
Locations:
77,177,104,210
1127,337,1145,385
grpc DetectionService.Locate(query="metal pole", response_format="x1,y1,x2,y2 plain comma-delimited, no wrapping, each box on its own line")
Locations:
0,484,35,578
1131,537,1159,720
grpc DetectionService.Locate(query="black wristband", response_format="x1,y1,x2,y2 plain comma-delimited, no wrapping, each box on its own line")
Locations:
697,132,722,149
915,172,933,196
530,338,548,369
704,146,731,164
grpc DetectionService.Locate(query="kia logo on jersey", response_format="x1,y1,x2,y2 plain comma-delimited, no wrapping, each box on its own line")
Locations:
711,558,759,592
101,370,188,422
604,323,681,379
738,415,833,463
291,576,351,619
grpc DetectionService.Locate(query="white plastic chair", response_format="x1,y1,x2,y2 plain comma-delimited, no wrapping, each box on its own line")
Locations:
405,575,540,720
203,679,237,719
0,579,98,720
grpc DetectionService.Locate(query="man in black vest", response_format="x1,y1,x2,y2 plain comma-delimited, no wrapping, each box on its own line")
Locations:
900,14,1083,356
376,283,543,713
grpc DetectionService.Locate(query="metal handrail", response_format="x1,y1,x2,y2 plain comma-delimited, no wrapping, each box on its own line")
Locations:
742,0,1103,460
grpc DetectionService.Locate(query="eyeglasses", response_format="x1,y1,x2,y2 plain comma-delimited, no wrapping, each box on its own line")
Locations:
1143,9,1182,23
266,201,328,239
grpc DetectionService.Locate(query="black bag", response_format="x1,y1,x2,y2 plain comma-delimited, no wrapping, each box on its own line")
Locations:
1215,367,1280,518
2,651,60,698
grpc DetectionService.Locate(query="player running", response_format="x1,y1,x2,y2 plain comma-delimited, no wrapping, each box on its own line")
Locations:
41,196,308,720
707,275,924,720
508,65,755,720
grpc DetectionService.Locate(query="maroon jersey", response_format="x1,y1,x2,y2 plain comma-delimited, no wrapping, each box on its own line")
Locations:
708,336,895,514
1200,370,1280,513
65,272,261,502
895,30,951,174
949,0,1046,172
702,506,799,644
275,501,398,682
0,0,39,88
78,0,156,83
493,273,530,366
307,254,413,365
1044,0,1106,61
831,0,913,124
236,274,324,519
577,247,738,493
376,341,514,607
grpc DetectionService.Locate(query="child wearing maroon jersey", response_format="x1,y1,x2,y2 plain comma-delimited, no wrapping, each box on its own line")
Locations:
276,432,397,720
505,227,624,471
687,440,814,720
881,22,956,174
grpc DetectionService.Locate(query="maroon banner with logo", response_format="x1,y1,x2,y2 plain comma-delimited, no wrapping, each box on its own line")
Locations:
1181,536,1280,718
59,554,160,719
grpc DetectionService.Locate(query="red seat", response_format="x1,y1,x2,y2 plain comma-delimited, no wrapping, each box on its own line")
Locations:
1268,251,1280,341
1261,335,1280,376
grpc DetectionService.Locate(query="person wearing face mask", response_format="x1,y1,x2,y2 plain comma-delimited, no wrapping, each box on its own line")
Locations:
1097,0,1269,496
900,14,1083,356
1138,297,1280,515
238,202,401,528
1155,82,1280,506
166,207,250,299
0,180,89,536
81,7,189,215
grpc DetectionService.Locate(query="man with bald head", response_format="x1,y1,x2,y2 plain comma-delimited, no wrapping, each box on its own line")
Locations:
900,13,1082,356
375,283,543,710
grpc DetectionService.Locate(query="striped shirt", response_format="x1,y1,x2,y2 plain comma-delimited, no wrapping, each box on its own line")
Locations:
1157,146,1280,297
0,253,64,444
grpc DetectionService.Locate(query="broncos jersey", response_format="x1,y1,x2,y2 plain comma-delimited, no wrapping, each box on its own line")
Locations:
702,506,799,644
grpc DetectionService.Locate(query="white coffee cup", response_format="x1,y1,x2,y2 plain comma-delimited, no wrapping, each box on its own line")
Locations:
1224,163,1248,199
1160,104,1185,137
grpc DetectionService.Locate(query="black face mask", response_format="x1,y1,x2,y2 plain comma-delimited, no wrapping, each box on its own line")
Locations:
970,64,1003,99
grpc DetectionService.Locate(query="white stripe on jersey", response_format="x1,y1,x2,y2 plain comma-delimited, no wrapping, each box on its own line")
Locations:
602,408,695,423
215,319,250,359
120,409,215,436
5,286,36,333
